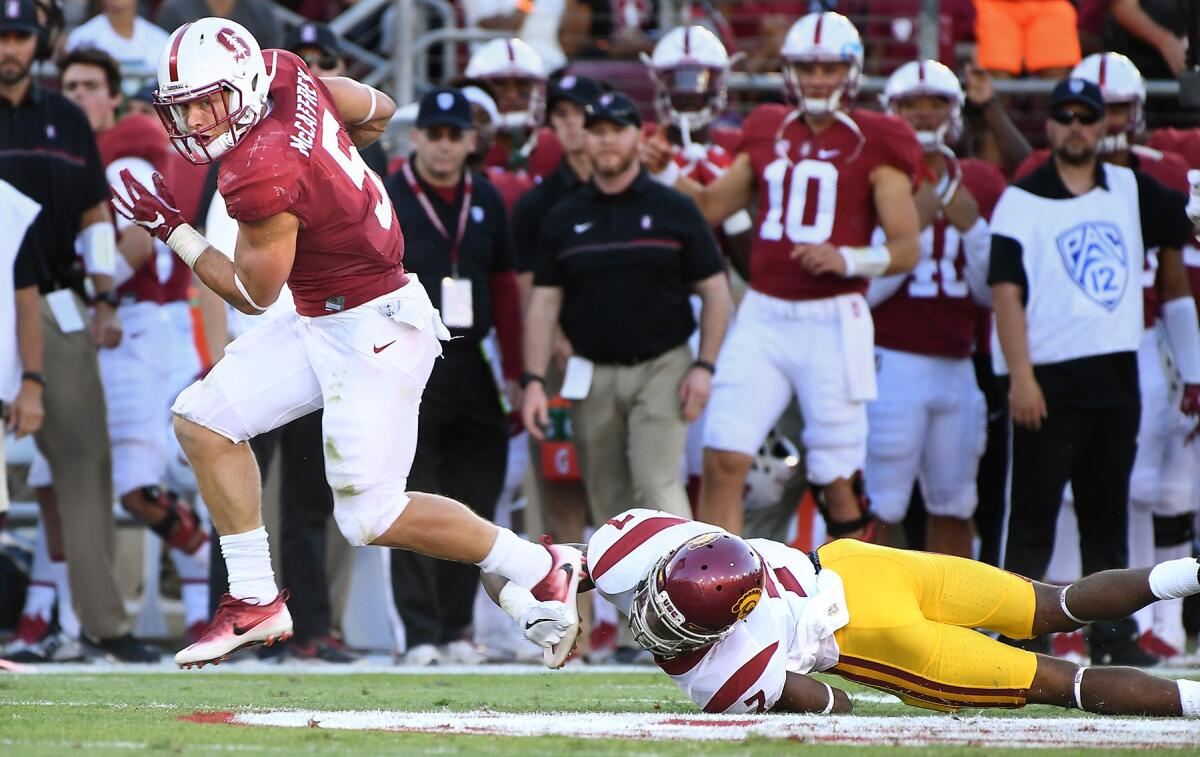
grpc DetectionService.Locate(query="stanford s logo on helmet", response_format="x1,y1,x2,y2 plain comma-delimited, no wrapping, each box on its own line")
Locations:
155,18,272,165
629,532,765,656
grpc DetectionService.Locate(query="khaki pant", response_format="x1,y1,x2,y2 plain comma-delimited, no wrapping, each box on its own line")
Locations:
570,345,693,525
34,292,128,640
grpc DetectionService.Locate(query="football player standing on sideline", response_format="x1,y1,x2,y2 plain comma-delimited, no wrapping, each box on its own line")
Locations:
642,12,922,538
109,19,582,669
991,78,1200,665
866,60,1006,557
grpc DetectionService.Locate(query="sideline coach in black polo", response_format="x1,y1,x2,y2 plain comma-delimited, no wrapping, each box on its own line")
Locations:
990,79,1199,663
1,0,155,661
522,91,732,525
384,88,523,664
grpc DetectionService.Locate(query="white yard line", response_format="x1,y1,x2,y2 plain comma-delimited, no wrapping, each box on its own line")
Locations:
216,709,1200,748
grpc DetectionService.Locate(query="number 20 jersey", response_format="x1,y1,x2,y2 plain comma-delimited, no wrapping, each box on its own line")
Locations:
737,104,923,301
218,51,406,317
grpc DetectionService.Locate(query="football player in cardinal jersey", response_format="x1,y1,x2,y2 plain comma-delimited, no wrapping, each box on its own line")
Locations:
486,509,1200,716
464,38,563,179
1014,52,1200,661
642,12,923,538
107,18,584,669
58,48,212,639
865,60,1006,558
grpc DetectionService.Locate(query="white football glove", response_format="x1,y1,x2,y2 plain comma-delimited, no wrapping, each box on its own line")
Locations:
520,600,575,648
1186,169,1200,227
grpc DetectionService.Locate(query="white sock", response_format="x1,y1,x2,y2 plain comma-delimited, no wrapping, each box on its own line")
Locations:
22,581,55,621
476,528,552,588
48,559,79,639
219,527,278,604
1148,557,1200,600
1179,679,1200,717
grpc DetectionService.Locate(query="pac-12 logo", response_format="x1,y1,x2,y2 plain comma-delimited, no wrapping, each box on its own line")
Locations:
1056,221,1128,311
217,28,251,63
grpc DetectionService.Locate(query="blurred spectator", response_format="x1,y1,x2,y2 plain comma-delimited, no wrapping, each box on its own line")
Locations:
463,0,567,72
974,0,1080,79
0,0,156,662
961,62,1033,176
155,0,280,50
1100,0,1188,80
560,0,658,59
989,78,1195,663
383,88,521,666
65,0,168,83
283,21,385,176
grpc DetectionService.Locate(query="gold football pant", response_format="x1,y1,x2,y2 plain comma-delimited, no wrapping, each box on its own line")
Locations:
818,540,1039,712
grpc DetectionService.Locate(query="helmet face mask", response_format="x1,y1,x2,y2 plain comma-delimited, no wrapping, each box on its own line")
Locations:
155,82,245,164
464,38,547,132
647,26,731,133
780,12,864,117
1071,52,1145,155
882,59,963,151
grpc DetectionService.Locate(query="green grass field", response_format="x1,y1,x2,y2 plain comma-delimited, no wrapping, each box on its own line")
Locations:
2,667,1198,755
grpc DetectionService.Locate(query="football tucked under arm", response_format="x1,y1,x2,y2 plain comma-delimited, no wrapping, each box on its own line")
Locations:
480,573,576,648
321,76,397,150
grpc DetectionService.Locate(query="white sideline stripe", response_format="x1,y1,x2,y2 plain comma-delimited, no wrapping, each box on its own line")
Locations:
228,709,1200,748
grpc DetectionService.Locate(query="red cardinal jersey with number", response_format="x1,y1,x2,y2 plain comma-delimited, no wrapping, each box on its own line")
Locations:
99,114,172,304
587,508,846,714
873,158,1006,358
218,51,406,317
1015,145,1193,329
737,105,923,301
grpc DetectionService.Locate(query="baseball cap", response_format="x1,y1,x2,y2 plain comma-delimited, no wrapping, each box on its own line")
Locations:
0,0,39,34
285,22,341,60
548,74,603,111
130,81,156,105
416,87,474,130
584,91,641,129
1050,78,1106,116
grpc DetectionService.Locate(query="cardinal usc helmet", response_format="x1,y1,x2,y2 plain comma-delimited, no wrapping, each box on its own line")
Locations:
781,11,864,116
629,532,765,656
154,18,272,165
645,25,731,133
464,38,547,131
882,59,964,151
1071,52,1146,154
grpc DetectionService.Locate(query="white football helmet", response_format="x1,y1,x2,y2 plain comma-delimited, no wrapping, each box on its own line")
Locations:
882,59,964,151
780,12,864,116
744,429,801,510
644,25,730,134
1071,52,1146,154
464,38,547,131
155,18,272,165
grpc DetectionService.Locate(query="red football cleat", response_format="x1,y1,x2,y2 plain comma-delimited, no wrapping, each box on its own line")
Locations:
530,538,583,669
175,592,292,669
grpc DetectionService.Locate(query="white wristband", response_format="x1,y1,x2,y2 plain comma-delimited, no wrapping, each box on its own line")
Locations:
819,682,835,715
498,581,536,623
837,245,892,278
165,223,209,269
1163,296,1200,383
651,161,681,187
722,209,753,236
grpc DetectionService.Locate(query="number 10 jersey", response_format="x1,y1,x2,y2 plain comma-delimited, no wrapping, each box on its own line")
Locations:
218,51,406,316
738,104,922,302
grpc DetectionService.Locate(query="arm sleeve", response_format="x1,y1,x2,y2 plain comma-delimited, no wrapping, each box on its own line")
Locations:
962,218,993,306
678,194,725,283
532,216,564,287
80,122,109,210
866,274,906,307
870,113,923,186
1135,169,1193,251
987,234,1026,291
510,191,540,274
13,217,42,289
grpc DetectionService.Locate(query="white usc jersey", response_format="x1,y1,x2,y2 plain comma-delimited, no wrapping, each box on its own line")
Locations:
588,509,848,713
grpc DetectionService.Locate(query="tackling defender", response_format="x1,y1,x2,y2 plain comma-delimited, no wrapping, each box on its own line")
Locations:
489,509,1200,717
109,18,581,668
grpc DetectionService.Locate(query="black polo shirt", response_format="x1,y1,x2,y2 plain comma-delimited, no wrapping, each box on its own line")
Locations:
512,157,586,273
534,170,722,364
384,161,516,344
0,84,108,292
988,156,1192,408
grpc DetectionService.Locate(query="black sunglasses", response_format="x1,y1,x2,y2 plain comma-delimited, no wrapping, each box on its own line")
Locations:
1050,108,1103,126
301,53,340,71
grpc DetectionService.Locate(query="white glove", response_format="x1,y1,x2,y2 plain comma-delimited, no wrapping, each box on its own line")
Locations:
520,600,576,648
1186,169,1200,227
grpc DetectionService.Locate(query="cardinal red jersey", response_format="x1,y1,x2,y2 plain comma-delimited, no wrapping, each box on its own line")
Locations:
674,138,736,185
873,158,1006,358
485,166,535,213
738,105,923,301
1014,146,1193,330
482,127,563,179
218,51,406,317
1148,127,1200,171
588,508,844,714
99,114,172,305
